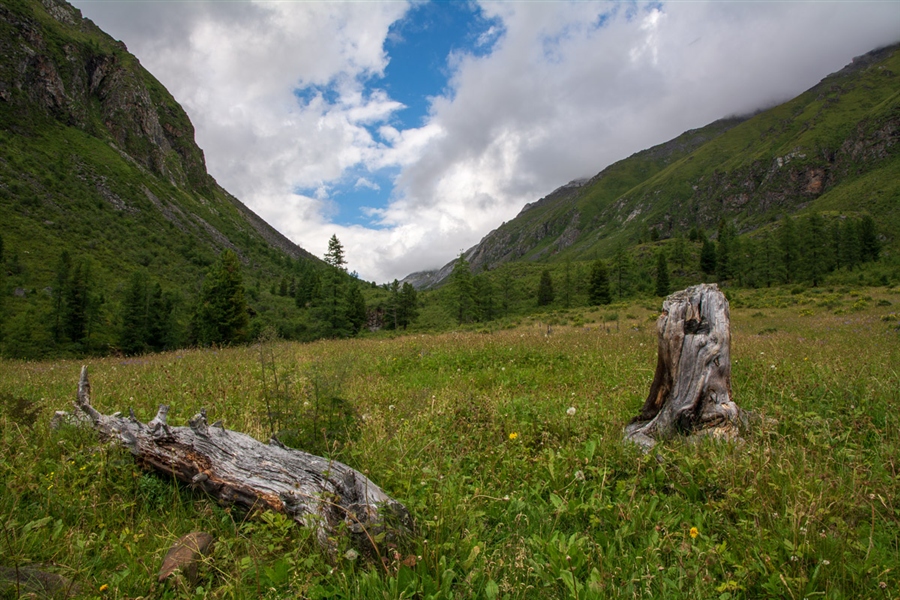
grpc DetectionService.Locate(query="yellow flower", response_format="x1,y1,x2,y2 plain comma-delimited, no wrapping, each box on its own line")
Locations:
689,527,699,539
99,584,109,592
508,432,518,440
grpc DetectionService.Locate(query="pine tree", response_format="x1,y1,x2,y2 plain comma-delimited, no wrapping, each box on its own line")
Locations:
589,260,612,305
800,213,827,286
655,251,670,297
716,220,736,281
120,271,149,355
612,245,632,299
858,214,880,263
344,282,367,334
398,282,418,328
537,270,554,306
779,217,798,283
448,254,476,324
324,234,346,270
192,250,249,346
474,274,496,321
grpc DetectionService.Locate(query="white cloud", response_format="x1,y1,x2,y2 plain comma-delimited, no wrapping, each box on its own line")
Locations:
73,0,899,282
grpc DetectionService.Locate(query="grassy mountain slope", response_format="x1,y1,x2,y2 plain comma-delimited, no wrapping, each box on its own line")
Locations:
0,0,325,355
411,43,899,288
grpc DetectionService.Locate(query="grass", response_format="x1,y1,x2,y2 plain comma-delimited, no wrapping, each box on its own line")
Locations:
1,286,898,599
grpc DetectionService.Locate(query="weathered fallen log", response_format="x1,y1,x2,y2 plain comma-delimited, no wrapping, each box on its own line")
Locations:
625,283,749,449
70,366,410,554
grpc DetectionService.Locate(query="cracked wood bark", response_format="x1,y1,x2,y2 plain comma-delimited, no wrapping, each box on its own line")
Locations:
71,366,409,553
624,283,748,449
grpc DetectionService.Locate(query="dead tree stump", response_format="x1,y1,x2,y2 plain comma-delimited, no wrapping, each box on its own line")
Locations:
624,283,748,449
68,366,409,554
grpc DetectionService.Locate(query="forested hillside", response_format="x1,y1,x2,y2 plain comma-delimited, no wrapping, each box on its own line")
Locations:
0,0,378,358
407,43,899,294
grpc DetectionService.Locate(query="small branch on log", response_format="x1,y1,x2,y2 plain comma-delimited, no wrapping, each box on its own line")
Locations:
624,284,749,450
68,366,410,555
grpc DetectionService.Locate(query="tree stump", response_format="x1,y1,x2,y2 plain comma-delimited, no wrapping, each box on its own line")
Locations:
69,367,409,555
624,283,748,449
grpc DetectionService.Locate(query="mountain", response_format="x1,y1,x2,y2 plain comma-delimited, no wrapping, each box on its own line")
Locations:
407,43,900,289
0,0,324,355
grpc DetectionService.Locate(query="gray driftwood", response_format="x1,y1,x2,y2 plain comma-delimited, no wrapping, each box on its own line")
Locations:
71,366,409,553
625,283,748,449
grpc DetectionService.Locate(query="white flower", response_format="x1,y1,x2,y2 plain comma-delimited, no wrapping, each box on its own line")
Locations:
567,407,577,416
574,470,585,481
388,405,395,411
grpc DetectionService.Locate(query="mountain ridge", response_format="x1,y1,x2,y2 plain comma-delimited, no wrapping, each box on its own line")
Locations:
405,42,899,289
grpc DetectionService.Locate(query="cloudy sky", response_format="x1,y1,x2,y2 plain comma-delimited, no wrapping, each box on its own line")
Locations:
70,0,899,283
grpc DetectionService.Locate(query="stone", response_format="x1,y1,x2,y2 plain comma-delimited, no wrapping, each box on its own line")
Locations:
157,532,215,585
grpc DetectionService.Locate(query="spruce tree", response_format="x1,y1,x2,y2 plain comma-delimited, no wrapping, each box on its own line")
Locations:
779,217,798,283
858,215,880,263
612,245,632,299
324,234,346,270
120,271,149,355
537,270,554,306
449,254,476,324
588,260,612,305
655,251,670,297
800,213,827,286
474,274,495,321
193,250,249,346
344,282,367,334
398,282,418,328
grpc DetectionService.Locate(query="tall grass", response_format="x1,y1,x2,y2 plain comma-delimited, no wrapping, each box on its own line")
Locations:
1,286,898,599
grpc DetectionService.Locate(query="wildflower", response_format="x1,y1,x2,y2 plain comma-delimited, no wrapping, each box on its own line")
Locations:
99,584,109,592
574,470,585,481
822,559,830,565
509,432,518,440
689,527,699,539
566,407,576,416
790,555,799,562
389,405,396,411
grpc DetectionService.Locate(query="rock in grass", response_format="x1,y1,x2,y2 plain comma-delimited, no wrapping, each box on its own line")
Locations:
0,565,80,598
157,532,215,584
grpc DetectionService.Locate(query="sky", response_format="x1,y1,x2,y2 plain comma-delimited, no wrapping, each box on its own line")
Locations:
69,0,899,283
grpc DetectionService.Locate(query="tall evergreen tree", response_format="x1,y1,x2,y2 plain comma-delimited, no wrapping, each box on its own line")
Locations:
716,220,736,281
800,213,827,286
192,249,249,346
474,274,496,321
612,245,632,299
537,270,554,306
344,282,367,334
562,260,573,309
398,282,419,328
324,234,346,270
120,271,149,354
448,254,476,324
779,217,799,283
858,214,880,263
588,260,612,305
655,251,670,297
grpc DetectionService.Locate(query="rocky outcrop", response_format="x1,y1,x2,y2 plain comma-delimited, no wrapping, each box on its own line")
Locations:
0,0,208,189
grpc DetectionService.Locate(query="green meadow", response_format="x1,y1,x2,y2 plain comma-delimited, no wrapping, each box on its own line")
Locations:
1,286,898,599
